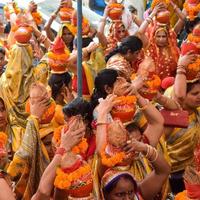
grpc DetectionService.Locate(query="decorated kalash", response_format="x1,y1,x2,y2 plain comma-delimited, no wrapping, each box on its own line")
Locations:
53,115,94,199
47,0,103,101
131,57,161,101
104,2,129,56
181,23,200,80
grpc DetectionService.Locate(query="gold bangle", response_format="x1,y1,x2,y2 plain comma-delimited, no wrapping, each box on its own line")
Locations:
149,149,159,163
96,122,108,126
176,71,186,75
144,144,150,158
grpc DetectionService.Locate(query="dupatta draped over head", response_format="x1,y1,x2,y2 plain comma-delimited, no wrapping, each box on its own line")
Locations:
145,23,180,80
0,43,34,152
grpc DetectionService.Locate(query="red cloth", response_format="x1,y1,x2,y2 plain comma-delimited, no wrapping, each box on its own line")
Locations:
161,76,175,90
185,182,200,199
72,68,90,95
86,134,96,160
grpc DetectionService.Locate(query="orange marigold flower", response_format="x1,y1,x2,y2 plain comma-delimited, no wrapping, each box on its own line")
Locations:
174,190,187,200
0,132,7,146
100,146,126,167
54,163,92,190
184,2,200,21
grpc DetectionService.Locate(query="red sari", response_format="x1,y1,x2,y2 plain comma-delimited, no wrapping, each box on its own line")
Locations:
145,24,180,80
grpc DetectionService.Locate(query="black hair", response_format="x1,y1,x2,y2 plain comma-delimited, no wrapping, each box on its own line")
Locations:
187,79,200,93
126,122,142,134
105,35,143,62
90,69,118,111
128,5,137,13
0,47,6,56
103,174,137,200
63,97,93,123
74,37,93,49
48,72,72,100
185,17,200,34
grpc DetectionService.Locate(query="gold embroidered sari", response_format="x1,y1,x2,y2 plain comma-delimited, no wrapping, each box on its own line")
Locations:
7,116,51,200
166,110,200,173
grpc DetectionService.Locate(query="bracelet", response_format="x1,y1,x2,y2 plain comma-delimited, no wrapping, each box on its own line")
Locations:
143,144,158,162
149,150,159,163
177,71,186,75
55,147,67,156
96,122,108,126
144,144,150,158
177,65,186,69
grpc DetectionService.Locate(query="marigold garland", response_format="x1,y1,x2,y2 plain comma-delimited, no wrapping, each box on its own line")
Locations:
174,190,188,200
145,75,161,89
0,132,7,146
188,58,200,71
187,33,200,43
184,1,200,21
151,0,170,9
53,126,88,154
47,49,70,61
54,163,91,189
114,96,137,105
31,11,43,25
100,146,126,167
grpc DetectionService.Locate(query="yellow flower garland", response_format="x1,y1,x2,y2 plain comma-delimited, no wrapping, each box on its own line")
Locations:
54,163,91,189
184,2,200,21
151,0,170,9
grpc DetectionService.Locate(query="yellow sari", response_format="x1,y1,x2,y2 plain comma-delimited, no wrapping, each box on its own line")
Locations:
7,115,52,200
0,43,34,152
166,110,200,173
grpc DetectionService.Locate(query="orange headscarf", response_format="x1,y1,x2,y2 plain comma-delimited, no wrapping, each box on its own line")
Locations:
105,21,129,56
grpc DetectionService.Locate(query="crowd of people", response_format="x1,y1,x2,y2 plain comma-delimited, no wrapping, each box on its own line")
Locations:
0,0,200,199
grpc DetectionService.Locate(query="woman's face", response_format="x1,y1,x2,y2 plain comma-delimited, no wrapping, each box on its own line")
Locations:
0,100,7,130
62,27,74,46
106,177,136,200
125,50,141,63
184,84,200,109
42,133,54,160
155,30,168,47
116,25,127,40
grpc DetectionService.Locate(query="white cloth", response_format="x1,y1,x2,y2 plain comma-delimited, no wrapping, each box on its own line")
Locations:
123,0,145,20
121,7,139,35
